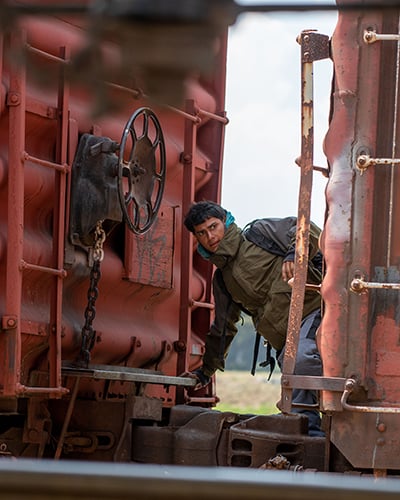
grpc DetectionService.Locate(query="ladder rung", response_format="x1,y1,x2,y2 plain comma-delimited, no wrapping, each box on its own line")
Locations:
23,151,69,173
364,30,400,44
21,260,67,277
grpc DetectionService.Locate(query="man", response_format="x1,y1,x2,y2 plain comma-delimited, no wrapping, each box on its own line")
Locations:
183,200,324,436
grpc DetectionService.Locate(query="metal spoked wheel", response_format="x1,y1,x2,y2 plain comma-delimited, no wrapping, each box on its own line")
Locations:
117,107,166,234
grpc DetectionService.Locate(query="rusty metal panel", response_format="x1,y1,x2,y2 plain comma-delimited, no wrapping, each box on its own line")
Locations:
320,0,400,470
124,207,174,288
331,411,400,471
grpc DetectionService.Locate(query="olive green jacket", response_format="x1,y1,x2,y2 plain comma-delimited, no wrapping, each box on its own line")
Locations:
201,222,321,377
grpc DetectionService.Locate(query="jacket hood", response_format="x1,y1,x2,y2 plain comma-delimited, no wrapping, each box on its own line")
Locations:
208,223,243,269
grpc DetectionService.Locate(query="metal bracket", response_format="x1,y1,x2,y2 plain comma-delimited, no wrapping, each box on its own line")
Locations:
1,316,17,330
299,30,330,63
280,375,346,414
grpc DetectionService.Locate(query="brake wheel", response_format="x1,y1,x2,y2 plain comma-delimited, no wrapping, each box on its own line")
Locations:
117,107,166,234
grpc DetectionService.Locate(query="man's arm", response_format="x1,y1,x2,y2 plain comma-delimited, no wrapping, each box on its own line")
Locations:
186,269,242,388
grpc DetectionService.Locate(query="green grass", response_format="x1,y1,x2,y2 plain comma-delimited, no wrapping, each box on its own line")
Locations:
214,402,279,415
213,370,281,415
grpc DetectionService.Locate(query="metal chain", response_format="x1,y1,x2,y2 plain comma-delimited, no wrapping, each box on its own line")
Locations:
79,220,105,367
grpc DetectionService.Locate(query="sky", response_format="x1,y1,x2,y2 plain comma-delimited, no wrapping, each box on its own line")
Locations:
221,1,338,229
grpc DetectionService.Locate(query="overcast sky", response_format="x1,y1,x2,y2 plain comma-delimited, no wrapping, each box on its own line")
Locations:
221,2,338,229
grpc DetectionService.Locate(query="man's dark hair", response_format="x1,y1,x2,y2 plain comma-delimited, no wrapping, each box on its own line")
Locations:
184,201,226,233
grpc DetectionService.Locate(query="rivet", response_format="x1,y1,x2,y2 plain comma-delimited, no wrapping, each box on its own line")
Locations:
377,422,386,433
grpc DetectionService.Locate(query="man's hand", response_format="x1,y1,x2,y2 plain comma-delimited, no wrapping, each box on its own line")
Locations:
282,260,294,282
180,368,210,391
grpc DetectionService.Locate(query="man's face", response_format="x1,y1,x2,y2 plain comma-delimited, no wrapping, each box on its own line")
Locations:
193,216,225,253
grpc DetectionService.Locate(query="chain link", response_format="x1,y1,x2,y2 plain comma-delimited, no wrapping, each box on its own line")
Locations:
93,220,106,263
78,221,105,367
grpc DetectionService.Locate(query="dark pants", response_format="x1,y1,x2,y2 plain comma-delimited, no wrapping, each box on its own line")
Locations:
278,309,323,437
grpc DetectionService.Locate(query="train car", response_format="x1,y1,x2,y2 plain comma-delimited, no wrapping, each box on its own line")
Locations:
318,0,400,475
0,0,229,462
0,0,400,479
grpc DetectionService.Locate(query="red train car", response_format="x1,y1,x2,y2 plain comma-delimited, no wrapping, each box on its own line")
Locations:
0,0,227,461
319,0,400,473
1,0,400,478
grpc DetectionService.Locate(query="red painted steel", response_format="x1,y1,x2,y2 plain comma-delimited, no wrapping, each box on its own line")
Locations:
4,31,26,397
0,10,227,411
3,0,400,476
320,0,400,470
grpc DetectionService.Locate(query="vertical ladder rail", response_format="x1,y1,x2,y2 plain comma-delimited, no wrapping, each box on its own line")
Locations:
49,45,70,391
1,32,70,397
281,31,330,413
177,99,198,403
177,98,228,405
3,30,26,396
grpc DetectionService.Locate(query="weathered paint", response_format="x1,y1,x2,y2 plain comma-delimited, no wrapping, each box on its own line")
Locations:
321,0,400,470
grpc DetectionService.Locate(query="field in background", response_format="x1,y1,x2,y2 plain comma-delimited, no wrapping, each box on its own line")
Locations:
214,370,281,415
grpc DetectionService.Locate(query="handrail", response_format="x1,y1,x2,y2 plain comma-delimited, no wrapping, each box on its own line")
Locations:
341,379,400,413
